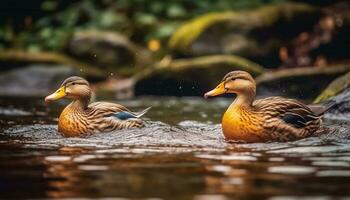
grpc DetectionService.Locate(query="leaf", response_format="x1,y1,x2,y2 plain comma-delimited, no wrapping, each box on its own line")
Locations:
153,23,179,39
98,11,125,28
134,13,157,26
167,4,186,18
41,0,58,11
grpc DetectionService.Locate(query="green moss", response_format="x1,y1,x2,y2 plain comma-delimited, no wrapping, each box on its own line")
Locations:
314,71,350,103
168,12,237,52
0,50,105,77
168,54,264,75
135,54,265,82
168,3,316,52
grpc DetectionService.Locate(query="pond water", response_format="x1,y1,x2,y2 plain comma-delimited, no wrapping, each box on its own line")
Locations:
1,97,350,199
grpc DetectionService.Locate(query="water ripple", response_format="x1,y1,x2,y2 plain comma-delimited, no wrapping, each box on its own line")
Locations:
1,120,350,155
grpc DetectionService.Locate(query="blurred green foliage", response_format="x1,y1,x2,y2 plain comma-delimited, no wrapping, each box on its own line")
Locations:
0,0,285,52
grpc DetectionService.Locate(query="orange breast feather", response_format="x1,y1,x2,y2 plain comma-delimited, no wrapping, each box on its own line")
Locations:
222,106,263,142
58,106,86,137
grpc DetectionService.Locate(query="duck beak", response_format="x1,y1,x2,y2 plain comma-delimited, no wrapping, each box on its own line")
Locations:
204,82,227,98
45,86,66,102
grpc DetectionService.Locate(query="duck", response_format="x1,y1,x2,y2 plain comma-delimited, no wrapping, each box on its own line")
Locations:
45,76,150,137
204,70,332,142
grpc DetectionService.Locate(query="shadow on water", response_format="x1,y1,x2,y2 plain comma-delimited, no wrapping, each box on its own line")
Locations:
1,97,350,199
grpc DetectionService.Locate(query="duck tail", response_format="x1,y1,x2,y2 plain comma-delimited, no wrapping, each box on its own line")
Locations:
307,100,336,116
134,107,152,118
114,107,151,120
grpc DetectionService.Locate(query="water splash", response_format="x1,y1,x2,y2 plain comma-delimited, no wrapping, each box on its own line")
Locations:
1,119,350,155
1,121,226,150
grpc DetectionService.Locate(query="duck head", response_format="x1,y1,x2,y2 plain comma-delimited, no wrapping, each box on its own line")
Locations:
204,71,256,104
45,76,91,102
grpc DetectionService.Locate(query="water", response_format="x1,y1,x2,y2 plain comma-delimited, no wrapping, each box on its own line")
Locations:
1,97,350,199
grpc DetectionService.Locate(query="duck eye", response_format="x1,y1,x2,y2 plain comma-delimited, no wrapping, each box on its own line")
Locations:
72,83,76,86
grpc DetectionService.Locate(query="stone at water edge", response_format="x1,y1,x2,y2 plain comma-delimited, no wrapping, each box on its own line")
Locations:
0,65,76,97
314,71,350,103
168,2,320,57
313,71,350,120
255,65,350,100
323,87,350,120
134,55,264,96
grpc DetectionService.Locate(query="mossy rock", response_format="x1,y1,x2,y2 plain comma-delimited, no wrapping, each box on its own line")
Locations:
256,65,350,100
314,70,350,103
169,2,318,55
0,50,105,77
0,64,77,97
68,31,151,71
134,55,264,96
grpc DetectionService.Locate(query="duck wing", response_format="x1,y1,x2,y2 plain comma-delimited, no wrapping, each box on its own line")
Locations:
114,107,151,120
307,100,335,116
253,97,321,128
88,102,151,120
88,102,129,118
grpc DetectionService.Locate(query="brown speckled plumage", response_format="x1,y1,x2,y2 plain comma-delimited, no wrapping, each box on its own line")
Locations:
252,97,322,141
58,101,144,137
45,76,147,137
205,71,330,143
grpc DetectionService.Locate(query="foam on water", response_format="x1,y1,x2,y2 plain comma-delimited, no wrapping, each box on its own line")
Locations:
1,121,226,150
1,119,350,155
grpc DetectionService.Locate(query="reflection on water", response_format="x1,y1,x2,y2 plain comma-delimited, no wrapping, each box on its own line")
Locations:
1,97,350,199
268,166,316,175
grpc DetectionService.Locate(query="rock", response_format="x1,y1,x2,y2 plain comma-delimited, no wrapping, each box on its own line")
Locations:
314,71,350,103
0,50,106,77
134,55,264,96
324,87,350,121
0,65,77,97
169,2,320,57
68,31,150,70
255,65,350,100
